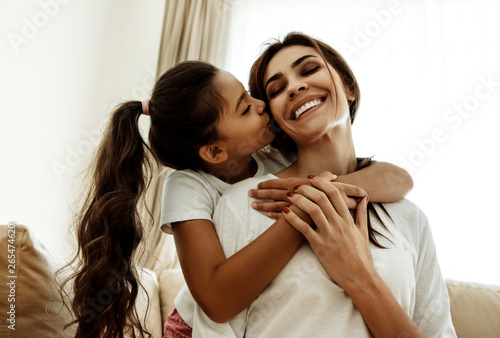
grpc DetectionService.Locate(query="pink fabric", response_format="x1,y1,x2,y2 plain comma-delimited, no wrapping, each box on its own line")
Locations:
163,308,192,338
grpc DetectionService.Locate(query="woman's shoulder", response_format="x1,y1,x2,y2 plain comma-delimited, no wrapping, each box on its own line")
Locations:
375,199,431,239
379,199,426,219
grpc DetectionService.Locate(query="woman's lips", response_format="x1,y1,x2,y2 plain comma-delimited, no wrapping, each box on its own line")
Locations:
290,96,326,120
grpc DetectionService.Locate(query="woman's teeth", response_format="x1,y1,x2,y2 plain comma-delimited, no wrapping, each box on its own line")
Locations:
293,99,323,120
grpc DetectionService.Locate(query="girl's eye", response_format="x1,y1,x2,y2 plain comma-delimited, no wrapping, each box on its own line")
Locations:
242,105,251,115
302,66,320,76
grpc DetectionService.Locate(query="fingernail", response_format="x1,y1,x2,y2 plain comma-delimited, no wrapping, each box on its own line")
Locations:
286,192,295,197
252,202,257,208
248,190,253,197
293,185,300,191
281,206,290,213
308,175,316,179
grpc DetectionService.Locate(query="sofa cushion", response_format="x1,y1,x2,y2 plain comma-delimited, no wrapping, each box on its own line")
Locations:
0,224,164,337
158,268,186,325
446,279,500,338
0,224,75,337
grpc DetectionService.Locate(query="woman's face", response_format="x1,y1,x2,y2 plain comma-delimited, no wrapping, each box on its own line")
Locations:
263,45,354,146
215,70,274,159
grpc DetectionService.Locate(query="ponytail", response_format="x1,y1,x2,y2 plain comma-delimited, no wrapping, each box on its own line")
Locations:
63,101,152,337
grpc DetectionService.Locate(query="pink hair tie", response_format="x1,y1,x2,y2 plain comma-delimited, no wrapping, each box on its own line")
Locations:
141,100,150,115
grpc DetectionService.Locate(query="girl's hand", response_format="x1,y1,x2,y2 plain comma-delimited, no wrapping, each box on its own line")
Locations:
249,171,367,219
281,175,374,292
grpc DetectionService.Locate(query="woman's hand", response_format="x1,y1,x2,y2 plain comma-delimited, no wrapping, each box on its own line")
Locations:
281,175,374,291
250,171,367,219
282,176,425,337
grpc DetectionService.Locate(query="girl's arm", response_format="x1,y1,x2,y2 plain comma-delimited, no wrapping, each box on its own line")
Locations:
336,161,413,202
250,161,412,217
172,207,304,323
172,174,366,323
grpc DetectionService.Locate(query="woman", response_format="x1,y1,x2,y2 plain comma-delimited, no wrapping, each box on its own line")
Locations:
252,33,456,337
186,33,456,337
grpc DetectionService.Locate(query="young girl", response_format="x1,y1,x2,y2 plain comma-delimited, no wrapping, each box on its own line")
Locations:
64,61,412,337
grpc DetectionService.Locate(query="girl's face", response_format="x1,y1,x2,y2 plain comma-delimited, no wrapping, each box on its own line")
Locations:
263,45,354,146
216,70,274,159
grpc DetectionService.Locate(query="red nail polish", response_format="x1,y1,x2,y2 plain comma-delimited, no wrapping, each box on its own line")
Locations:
286,192,295,197
281,206,290,213
308,175,316,179
293,185,300,191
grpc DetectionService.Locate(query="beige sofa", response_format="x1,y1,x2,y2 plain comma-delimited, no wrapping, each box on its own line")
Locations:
1,224,499,337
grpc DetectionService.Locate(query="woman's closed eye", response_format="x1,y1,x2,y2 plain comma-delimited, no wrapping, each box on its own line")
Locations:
268,86,284,100
242,105,251,115
302,65,320,76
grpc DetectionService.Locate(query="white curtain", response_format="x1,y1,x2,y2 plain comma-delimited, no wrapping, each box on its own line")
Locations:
137,0,235,274
157,0,233,74
223,0,500,285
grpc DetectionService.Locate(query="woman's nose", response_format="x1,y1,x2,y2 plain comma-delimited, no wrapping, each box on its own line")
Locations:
288,80,307,99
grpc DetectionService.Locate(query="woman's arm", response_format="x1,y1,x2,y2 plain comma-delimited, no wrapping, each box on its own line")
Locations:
282,176,424,337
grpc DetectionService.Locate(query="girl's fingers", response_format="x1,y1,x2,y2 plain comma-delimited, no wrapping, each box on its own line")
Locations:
307,177,352,220
266,211,283,219
317,171,338,182
255,177,309,190
282,207,319,243
251,200,290,212
248,188,289,201
338,183,367,199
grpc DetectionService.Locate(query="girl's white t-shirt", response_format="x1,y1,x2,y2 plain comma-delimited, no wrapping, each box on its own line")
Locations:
160,147,293,234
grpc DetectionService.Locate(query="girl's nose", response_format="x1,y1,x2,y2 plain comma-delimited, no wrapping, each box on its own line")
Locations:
255,98,266,115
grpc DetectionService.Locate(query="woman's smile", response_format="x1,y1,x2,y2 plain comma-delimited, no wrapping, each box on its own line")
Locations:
290,94,327,120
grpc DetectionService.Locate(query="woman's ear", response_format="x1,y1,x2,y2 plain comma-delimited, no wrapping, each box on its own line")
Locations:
199,142,228,164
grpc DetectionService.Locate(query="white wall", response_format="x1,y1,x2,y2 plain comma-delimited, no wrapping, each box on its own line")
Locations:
0,0,166,259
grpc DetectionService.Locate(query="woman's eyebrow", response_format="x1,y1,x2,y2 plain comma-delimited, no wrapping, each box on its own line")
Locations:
264,55,318,90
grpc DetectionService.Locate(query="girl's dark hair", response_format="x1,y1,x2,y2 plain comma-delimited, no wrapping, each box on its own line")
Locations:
61,61,222,337
249,33,391,248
